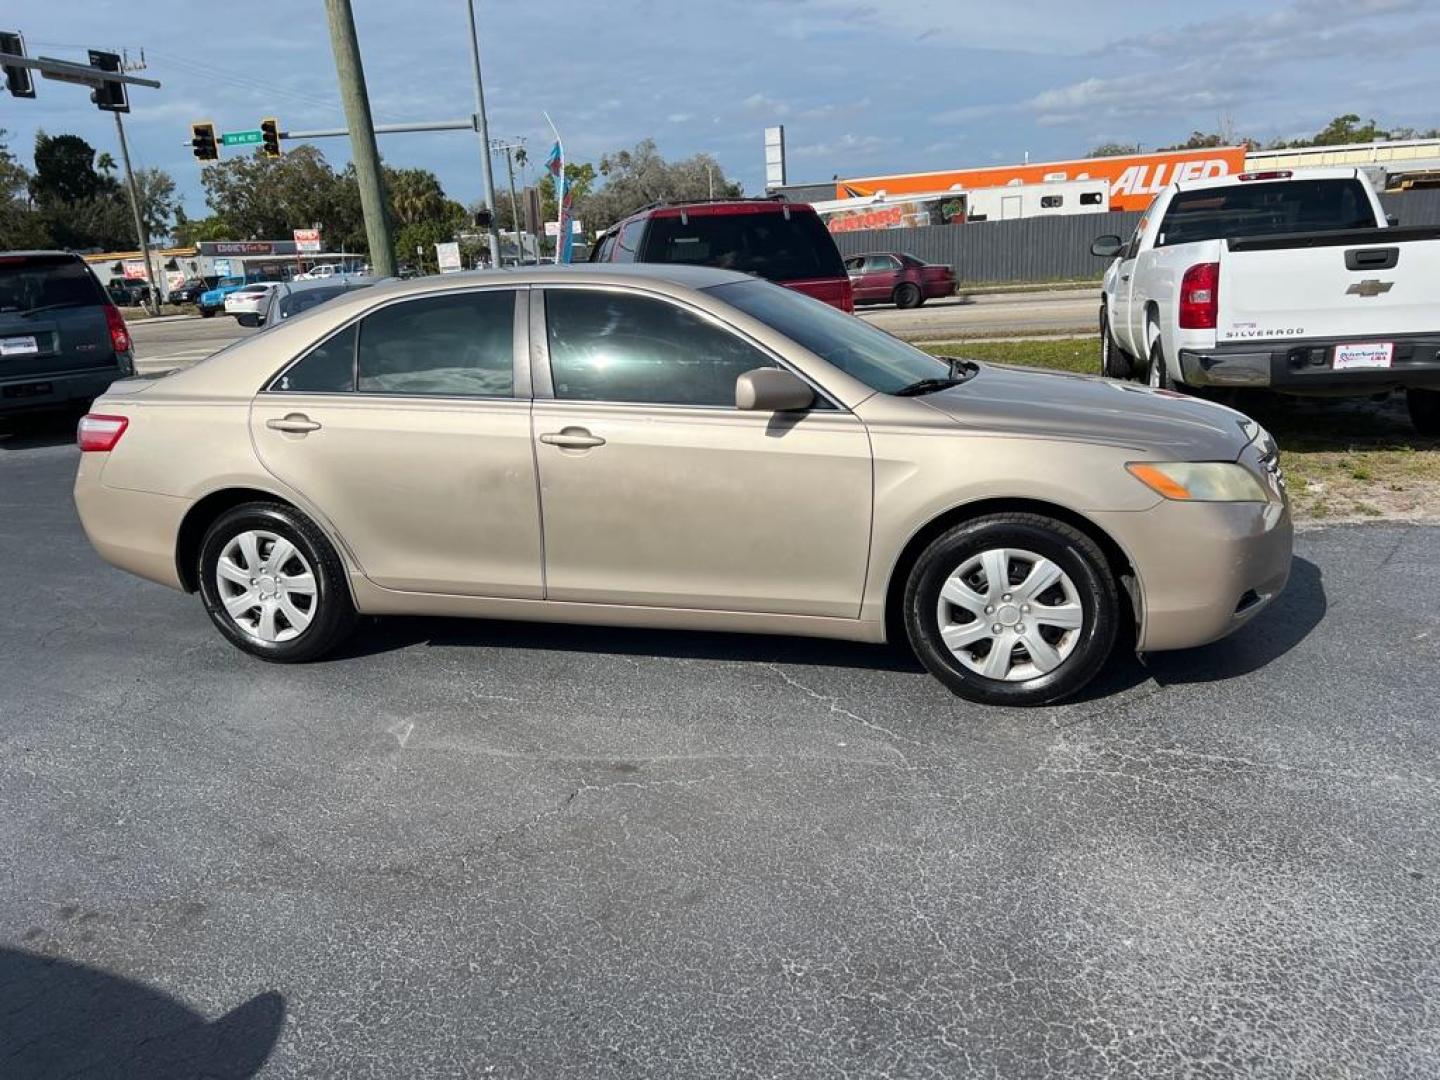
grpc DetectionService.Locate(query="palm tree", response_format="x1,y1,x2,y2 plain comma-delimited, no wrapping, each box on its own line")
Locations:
96,151,116,174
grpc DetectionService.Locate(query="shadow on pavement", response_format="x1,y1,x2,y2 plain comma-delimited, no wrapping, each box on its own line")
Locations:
1145,555,1326,685
0,411,81,451
0,947,284,1078
335,614,928,674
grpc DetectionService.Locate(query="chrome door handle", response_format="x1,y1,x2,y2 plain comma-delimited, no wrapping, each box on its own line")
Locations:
1120,274,1131,281
266,413,322,433
539,427,605,449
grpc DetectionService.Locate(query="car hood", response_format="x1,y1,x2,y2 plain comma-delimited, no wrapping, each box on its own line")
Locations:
919,362,1254,461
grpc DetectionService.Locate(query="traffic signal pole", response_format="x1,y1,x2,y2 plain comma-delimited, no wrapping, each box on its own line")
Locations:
465,0,503,266
322,0,396,277
112,111,160,314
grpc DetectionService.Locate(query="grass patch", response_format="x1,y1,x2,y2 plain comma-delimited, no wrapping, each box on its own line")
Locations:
928,336,1440,523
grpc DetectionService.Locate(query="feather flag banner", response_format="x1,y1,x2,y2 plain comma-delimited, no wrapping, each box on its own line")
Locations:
544,113,575,265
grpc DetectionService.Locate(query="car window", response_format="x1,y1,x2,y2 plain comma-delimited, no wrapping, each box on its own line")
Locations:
0,255,105,314
594,232,617,262
899,254,925,266
864,255,897,272
545,288,776,407
709,278,949,395
613,220,645,263
1040,195,1063,209
641,209,846,282
356,290,514,397
1157,178,1376,247
844,256,865,272
271,324,358,393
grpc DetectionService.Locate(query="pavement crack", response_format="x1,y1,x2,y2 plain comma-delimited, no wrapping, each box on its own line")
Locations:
763,663,916,756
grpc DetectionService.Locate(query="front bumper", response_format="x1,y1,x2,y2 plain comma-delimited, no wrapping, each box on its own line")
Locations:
1180,333,1440,392
1091,490,1293,653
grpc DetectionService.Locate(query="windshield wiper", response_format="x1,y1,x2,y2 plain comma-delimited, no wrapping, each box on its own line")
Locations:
893,358,979,396
18,301,88,318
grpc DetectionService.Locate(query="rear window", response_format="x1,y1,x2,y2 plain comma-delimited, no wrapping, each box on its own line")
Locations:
0,255,105,315
1157,179,1377,247
642,208,846,282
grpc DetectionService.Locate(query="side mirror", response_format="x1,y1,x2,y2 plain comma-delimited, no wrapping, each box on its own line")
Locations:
1090,234,1124,259
736,367,814,412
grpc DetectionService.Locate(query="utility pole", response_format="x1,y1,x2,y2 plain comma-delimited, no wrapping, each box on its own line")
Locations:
112,112,160,315
322,0,395,277
465,0,503,266
495,140,525,264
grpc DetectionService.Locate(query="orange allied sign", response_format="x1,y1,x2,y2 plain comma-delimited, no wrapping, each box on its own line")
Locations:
836,146,1250,213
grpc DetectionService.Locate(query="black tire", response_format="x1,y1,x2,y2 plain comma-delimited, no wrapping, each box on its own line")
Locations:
1099,305,1133,379
1408,388,1440,435
894,282,922,309
199,306,216,318
903,513,1120,706
197,502,356,663
1146,335,1171,390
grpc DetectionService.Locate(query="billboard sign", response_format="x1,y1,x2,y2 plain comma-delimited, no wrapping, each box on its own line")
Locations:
824,195,966,234
293,227,321,253
764,125,787,190
121,260,147,281
836,146,1249,212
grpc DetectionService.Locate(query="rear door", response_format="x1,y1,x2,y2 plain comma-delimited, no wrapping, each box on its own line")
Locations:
250,286,543,598
0,254,116,382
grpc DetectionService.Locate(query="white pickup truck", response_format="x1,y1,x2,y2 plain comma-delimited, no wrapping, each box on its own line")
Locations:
1090,167,1440,433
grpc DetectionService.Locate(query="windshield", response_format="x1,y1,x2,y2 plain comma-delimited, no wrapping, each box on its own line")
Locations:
0,255,105,315
710,279,949,394
1157,178,1377,246
643,209,846,282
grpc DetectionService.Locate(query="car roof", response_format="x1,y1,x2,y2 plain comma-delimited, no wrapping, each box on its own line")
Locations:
606,199,819,231
280,276,379,293
0,250,84,260
1174,166,1364,194
351,262,755,303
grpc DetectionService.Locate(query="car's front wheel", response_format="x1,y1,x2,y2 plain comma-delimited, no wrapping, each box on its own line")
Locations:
198,502,356,663
1100,305,1133,379
904,513,1120,706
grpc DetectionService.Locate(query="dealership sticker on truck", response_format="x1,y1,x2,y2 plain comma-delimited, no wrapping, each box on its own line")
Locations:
0,335,40,358
1333,342,1394,370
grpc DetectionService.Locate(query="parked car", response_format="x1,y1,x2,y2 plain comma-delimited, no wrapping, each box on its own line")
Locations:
168,276,219,306
105,280,152,308
590,199,854,311
844,252,957,308
223,282,280,319
1091,166,1440,432
238,276,378,328
73,264,1291,706
0,250,134,417
198,276,252,318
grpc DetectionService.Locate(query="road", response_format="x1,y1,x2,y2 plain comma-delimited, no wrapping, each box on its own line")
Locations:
2,428,1438,1077
125,286,1101,373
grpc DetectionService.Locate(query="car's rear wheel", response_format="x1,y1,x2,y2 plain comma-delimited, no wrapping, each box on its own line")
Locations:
894,282,922,309
1146,335,1171,390
199,306,215,318
904,513,1120,706
1408,388,1440,435
1100,305,1133,379
198,502,356,663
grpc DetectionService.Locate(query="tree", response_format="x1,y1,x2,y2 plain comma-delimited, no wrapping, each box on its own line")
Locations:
585,140,741,232
201,145,362,247
0,129,47,250
387,167,448,228
172,211,235,247
134,167,179,243
30,132,118,206
1086,142,1142,158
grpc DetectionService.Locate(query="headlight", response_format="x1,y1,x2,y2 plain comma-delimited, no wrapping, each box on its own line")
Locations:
1126,461,1268,502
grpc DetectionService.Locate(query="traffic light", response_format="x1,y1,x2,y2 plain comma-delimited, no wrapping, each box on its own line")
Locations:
0,30,36,99
190,122,218,162
473,207,492,229
260,117,281,159
87,49,128,112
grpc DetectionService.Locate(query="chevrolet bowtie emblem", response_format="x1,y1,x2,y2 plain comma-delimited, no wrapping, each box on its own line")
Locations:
1347,279,1394,297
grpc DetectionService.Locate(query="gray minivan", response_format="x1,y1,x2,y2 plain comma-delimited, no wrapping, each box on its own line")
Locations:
1,251,135,416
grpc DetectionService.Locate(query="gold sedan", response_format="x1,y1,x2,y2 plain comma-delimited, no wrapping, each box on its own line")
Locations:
74,264,1291,705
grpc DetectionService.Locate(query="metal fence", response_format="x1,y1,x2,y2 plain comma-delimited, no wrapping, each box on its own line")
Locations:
828,190,1440,286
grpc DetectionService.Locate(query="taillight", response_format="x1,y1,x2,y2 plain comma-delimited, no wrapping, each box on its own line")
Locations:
77,414,129,452
104,304,132,354
1178,262,1219,330
1237,170,1292,181
840,279,855,313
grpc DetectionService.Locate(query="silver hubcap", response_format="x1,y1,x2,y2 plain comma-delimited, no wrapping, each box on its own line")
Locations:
935,547,1084,682
215,530,317,643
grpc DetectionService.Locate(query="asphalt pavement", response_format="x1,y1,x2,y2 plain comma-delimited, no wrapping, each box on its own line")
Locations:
2,425,1438,1077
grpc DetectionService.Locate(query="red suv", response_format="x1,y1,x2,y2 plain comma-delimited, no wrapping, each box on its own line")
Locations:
590,200,853,311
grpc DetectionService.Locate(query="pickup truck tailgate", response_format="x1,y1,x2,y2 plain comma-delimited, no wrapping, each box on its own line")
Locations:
1219,225,1440,343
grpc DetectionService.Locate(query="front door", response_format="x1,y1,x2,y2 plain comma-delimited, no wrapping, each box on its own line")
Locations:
530,287,872,618
250,287,543,598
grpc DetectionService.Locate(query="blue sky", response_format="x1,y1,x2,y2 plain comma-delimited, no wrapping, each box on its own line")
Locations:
4,0,1438,220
